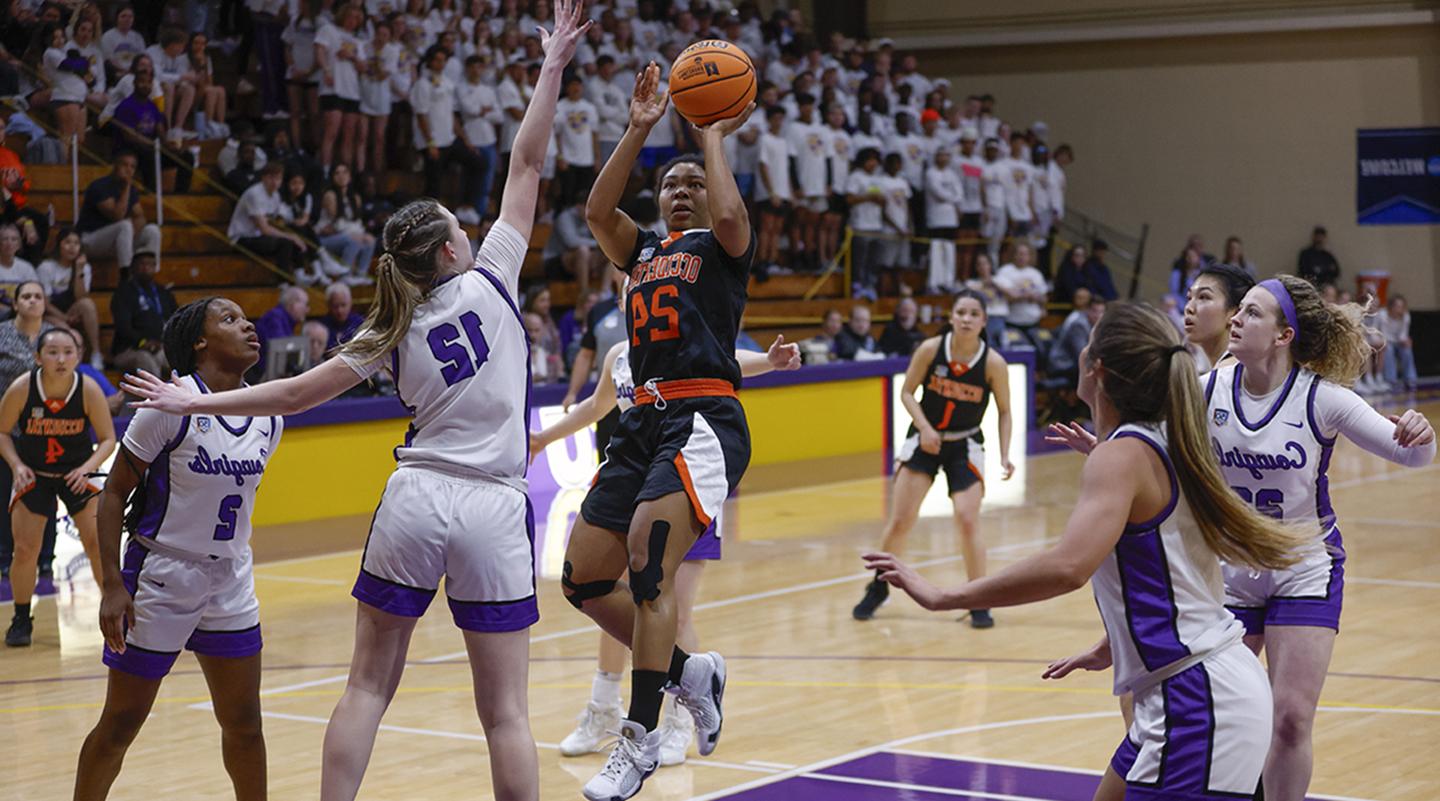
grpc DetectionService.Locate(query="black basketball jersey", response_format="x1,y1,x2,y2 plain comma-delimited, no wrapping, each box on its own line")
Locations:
624,228,755,388
17,368,92,471
916,334,989,436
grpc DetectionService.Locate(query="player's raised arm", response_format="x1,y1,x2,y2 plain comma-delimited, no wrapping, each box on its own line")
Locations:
123,358,365,417
695,101,756,258
586,62,667,266
497,0,590,244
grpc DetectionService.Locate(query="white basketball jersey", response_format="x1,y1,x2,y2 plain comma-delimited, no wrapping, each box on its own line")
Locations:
1091,422,1245,695
1205,364,1333,538
342,221,530,489
611,342,635,413
123,375,282,560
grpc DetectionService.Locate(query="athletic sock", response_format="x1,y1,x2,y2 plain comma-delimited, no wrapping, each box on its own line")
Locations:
592,669,623,707
667,647,689,684
628,669,668,731
14,602,29,620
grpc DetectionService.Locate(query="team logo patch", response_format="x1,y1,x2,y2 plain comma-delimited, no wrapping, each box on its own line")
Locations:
935,365,949,377
1213,409,1230,426
196,416,212,433
638,247,655,262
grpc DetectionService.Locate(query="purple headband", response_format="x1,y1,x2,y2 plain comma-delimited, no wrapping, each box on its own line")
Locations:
1258,279,1300,343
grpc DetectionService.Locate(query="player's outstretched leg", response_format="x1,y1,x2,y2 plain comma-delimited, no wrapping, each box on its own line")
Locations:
854,468,932,620
320,603,419,801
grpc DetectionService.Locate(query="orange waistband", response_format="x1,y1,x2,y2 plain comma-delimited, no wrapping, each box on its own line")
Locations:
633,379,737,406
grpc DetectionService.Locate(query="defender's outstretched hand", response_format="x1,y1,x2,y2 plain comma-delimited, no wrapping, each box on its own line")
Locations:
122,370,197,416
538,0,591,64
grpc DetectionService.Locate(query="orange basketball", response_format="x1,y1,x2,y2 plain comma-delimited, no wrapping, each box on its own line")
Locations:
669,39,756,127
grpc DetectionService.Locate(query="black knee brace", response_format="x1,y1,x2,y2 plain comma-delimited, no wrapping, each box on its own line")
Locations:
561,560,617,610
629,520,670,605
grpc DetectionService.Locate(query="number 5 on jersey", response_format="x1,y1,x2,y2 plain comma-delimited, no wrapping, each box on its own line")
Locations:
630,285,680,346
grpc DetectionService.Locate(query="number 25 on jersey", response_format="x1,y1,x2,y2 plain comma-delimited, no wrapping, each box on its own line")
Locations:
630,285,680,346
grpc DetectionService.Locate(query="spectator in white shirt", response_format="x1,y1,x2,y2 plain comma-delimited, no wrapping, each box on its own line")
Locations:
228,163,310,275
496,59,528,159
315,4,367,174
1028,143,1057,269
755,105,793,274
456,54,504,220
724,82,771,201
0,224,38,313
1049,143,1072,226
787,93,829,271
822,103,852,269
553,74,599,210
101,6,146,79
1002,132,1036,245
283,1,324,152
586,55,629,165
879,151,913,278
541,201,606,299
1380,295,1418,389
954,129,985,280
979,137,1008,268
993,241,1049,350
358,19,402,173
924,147,964,294
410,45,485,214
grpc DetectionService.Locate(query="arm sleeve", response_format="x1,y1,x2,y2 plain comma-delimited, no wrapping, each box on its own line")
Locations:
1315,381,1437,467
122,407,184,463
473,219,529,300
338,349,388,380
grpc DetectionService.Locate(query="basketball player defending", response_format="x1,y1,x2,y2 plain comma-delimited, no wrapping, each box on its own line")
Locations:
563,61,756,800
123,3,591,799
868,303,1306,800
1046,279,1435,800
76,298,279,800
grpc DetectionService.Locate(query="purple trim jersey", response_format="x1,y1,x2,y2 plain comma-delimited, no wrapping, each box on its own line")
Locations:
122,374,282,561
1205,364,1335,540
341,221,531,489
1091,422,1245,696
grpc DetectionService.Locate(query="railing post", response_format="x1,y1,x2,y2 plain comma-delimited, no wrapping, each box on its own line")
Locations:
154,138,164,272
70,135,80,224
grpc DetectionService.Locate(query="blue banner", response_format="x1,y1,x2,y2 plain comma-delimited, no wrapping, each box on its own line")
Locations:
1357,127,1440,225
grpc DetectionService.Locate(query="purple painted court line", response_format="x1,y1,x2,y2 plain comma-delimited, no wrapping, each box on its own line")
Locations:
816,753,1095,801
710,753,1346,801
713,774,994,801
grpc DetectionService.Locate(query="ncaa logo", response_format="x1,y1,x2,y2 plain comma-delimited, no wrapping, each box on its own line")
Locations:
1213,409,1230,427
196,416,212,433
638,247,655,262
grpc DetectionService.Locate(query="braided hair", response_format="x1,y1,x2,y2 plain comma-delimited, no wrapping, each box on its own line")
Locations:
341,199,450,365
163,296,219,376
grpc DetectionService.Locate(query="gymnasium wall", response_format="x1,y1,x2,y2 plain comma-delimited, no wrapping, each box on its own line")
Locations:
857,6,1440,306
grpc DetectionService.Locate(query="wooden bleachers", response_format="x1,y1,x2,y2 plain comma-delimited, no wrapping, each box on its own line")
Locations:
28,156,948,367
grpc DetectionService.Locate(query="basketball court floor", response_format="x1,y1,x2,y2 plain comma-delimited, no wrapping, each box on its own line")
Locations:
4,396,1437,800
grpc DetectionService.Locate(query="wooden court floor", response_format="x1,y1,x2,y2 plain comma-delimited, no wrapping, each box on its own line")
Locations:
4,398,1438,801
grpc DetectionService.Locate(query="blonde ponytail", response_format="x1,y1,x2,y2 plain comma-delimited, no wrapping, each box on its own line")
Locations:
1276,275,1372,388
1092,303,1304,571
340,199,451,365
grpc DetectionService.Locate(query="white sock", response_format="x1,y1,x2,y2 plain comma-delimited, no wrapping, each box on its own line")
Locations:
592,670,623,707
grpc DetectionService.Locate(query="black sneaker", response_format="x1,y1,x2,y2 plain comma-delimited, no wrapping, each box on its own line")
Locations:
5,615,32,647
852,580,889,620
968,609,995,629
